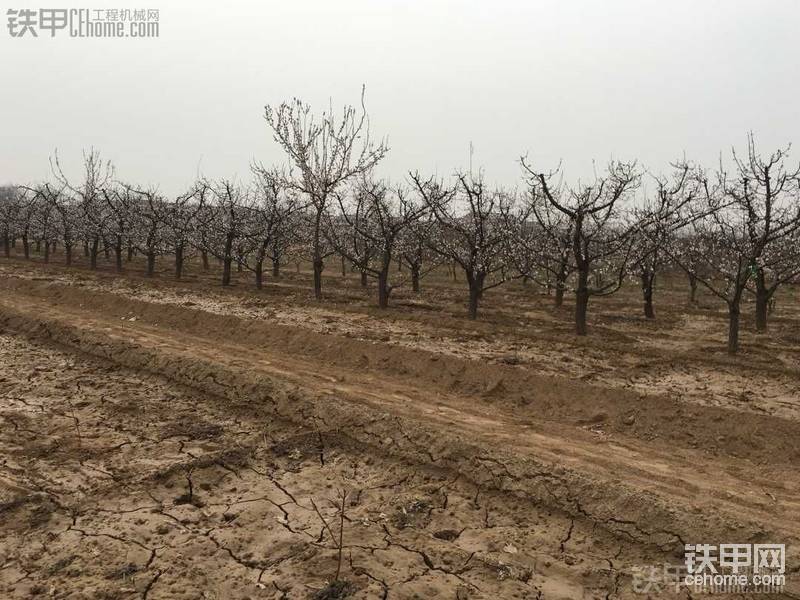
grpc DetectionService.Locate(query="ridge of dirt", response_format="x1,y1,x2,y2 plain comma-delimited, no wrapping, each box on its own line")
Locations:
1,333,659,599
2,262,799,598
4,262,800,423
1,297,798,588
3,274,799,469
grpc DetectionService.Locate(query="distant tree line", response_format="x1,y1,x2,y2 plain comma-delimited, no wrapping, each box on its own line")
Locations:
2,90,799,354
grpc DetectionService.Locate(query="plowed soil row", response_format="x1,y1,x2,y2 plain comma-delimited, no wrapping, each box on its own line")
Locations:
1,262,798,599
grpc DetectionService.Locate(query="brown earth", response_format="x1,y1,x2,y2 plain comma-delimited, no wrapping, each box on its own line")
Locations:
0,255,798,599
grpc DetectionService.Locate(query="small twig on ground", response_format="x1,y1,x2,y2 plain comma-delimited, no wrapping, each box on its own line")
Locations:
310,488,348,582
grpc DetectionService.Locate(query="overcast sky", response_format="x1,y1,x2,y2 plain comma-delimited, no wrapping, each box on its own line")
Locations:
2,0,799,195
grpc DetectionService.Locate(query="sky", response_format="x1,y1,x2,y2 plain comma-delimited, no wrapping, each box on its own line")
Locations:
2,0,799,196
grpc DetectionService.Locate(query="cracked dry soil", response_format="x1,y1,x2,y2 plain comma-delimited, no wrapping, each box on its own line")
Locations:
1,333,656,599
1,260,798,599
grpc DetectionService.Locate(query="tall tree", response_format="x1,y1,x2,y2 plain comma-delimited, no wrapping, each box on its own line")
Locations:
51,148,115,270
264,87,388,299
502,184,575,307
199,179,255,286
629,160,700,319
126,186,167,277
521,157,641,335
162,181,208,280
242,167,301,289
412,171,513,319
725,135,800,331
0,186,20,258
329,179,428,308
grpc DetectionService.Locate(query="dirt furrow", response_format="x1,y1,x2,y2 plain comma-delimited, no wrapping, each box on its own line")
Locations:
1,332,670,599
1,289,798,585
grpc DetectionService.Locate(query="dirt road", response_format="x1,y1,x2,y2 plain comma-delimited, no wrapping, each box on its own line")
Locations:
1,260,798,599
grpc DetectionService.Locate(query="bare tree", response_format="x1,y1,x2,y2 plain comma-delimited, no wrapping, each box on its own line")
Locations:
328,179,428,307
101,183,136,272
412,171,513,319
162,181,208,279
199,179,254,286
659,167,759,355
12,186,36,259
399,209,438,293
241,166,301,289
46,186,78,266
328,187,376,287
0,186,20,258
126,185,167,277
9,185,47,260
726,135,800,331
51,148,115,270
629,160,700,319
661,139,800,354
264,87,388,299
521,157,641,335
502,184,575,307
30,184,60,263
674,215,751,354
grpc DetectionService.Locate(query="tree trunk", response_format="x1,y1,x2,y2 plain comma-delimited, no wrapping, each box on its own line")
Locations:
114,235,123,272
127,240,134,262
341,255,347,277
222,256,232,286
3,231,10,258
22,234,30,259
575,268,589,336
175,245,184,279
312,211,324,299
467,271,485,320
727,302,741,355
554,260,568,307
89,238,99,269
313,257,323,299
754,269,769,332
755,291,769,332
272,256,280,278
146,252,156,277
642,272,655,319
360,270,367,287
377,252,392,308
554,286,565,308
201,249,209,271
688,272,698,305
378,270,390,309
64,242,72,266
255,260,264,289
222,234,234,286
411,264,420,293
84,241,90,257
44,241,50,263
468,285,481,320
35,239,41,253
